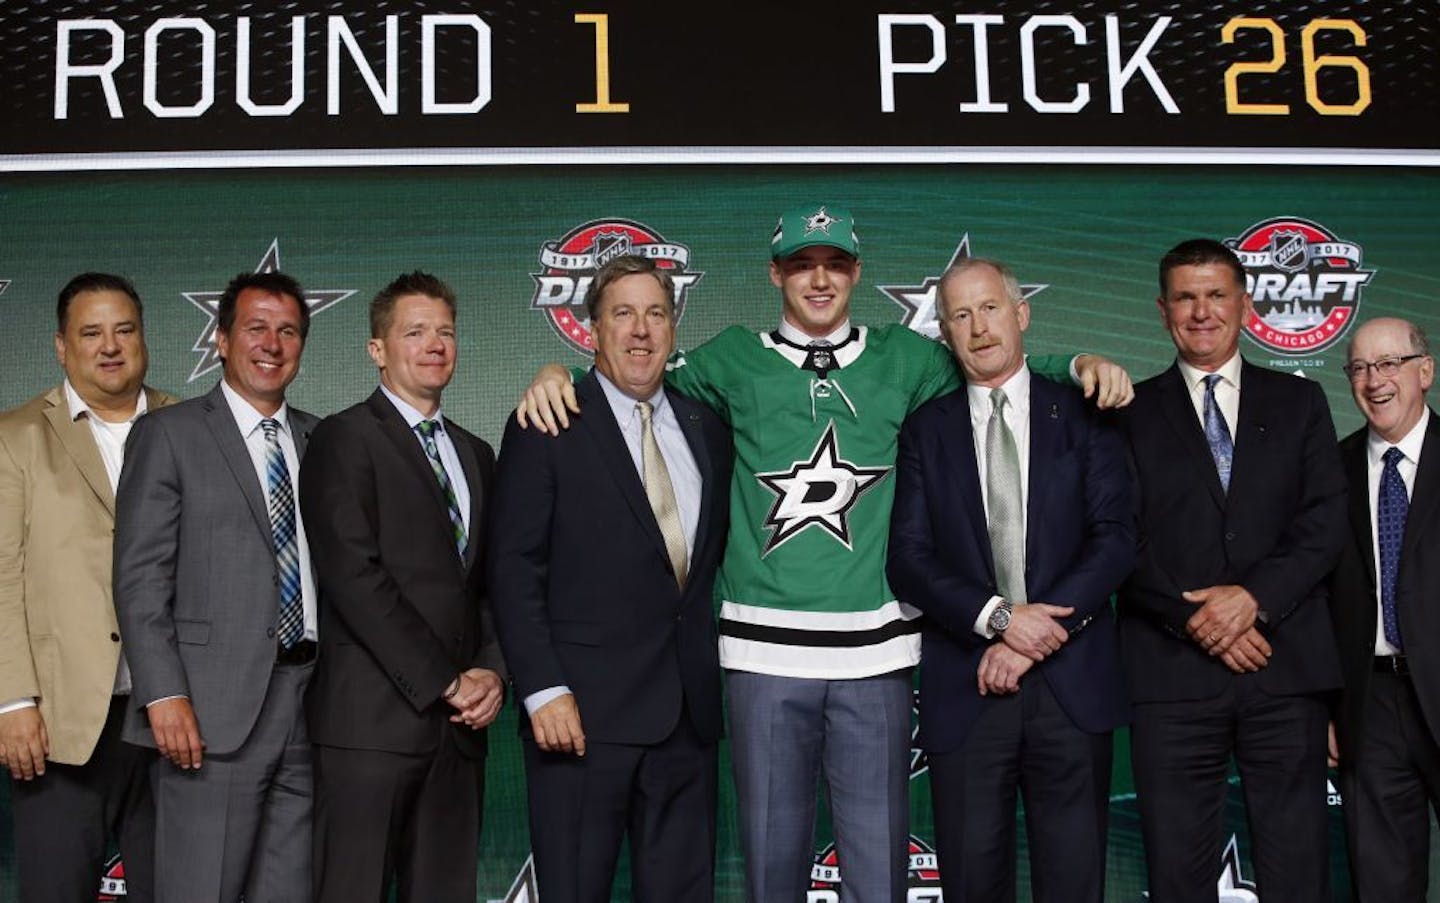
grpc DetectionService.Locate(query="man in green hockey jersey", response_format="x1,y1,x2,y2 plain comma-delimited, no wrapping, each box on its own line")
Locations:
517,204,1132,901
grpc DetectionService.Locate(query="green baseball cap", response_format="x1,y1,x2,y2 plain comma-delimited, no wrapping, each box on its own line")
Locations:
770,204,860,260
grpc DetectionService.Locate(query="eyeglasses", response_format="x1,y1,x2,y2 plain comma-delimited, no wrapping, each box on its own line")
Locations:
1342,354,1426,381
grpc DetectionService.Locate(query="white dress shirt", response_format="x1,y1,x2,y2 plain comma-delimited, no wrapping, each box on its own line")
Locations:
970,366,1032,637
1178,353,1243,438
1366,412,1429,655
523,372,703,717
379,385,472,538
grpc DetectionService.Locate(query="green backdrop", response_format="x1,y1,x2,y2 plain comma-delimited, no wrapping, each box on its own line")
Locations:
2,164,1437,900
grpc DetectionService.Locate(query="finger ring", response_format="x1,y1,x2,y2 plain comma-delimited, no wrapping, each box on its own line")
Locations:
1209,632,1219,641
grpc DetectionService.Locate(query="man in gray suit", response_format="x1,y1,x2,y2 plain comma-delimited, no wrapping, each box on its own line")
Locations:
115,271,319,903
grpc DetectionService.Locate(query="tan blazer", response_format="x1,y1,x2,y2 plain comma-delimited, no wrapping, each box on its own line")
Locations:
0,383,176,764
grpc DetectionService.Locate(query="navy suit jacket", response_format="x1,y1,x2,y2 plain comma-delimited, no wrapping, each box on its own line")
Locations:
888,373,1135,755
487,372,732,746
1118,360,1346,703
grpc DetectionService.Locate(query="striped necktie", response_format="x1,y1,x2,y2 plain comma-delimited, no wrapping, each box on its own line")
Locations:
416,419,468,559
260,418,303,649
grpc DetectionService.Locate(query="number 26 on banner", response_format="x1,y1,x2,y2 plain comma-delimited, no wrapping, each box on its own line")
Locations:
576,13,629,113
1222,17,1371,116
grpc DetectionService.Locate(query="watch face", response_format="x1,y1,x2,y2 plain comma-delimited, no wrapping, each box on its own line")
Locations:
990,607,1011,632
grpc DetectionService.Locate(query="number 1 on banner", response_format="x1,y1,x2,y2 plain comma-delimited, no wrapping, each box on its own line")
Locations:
576,14,630,113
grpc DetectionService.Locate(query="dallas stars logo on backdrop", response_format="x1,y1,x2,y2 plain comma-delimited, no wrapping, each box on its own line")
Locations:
879,234,1047,340
182,239,355,382
756,421,890,555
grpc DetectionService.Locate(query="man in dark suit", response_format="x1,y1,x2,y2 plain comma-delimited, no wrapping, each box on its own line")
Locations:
299,272,504,903
488,254,732,902
1,273,174,903
115,271,320,903
1329,317,1440,901
1119,239,1346,903
888,258,1134,902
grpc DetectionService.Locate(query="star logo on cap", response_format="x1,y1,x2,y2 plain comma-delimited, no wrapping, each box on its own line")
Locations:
756,421,890,555
182,239,356,382
878,234,1047,340
803,207,842,235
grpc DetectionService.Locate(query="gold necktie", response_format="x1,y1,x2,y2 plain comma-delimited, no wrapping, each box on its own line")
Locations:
637,401,688,587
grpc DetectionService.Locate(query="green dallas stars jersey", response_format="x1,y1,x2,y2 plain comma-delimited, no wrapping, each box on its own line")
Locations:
662,323,1078,679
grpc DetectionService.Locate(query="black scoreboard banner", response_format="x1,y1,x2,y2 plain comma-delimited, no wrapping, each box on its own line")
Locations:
2,0,1436,169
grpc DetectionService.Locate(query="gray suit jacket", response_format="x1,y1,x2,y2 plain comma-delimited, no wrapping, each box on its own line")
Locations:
114,382,318,755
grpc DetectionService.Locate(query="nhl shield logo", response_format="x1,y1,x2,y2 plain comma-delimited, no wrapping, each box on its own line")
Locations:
530,219,703,355
1226,216,1375,356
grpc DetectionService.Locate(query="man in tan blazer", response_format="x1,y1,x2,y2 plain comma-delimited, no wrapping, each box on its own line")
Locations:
0,273,175,903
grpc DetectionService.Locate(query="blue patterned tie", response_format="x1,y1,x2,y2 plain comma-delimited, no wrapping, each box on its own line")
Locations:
1203,374,1234,492
416,420,468,559
261,419,303,650
1378,446,1408,650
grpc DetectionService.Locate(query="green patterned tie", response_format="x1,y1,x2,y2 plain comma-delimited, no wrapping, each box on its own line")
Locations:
415,420,467,559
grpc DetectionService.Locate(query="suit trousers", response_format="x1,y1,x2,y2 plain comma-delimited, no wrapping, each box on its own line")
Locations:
10,695,155,903
927,676,1112,903
313,727,484,903
727,669,912,903
523,707,716,903
1340,670,1440,902
152,662,312,903
1131,680,1329,903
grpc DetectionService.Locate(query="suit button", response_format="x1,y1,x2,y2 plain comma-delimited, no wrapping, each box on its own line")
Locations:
266,627,276,638
272,574,279,586
1225,531,1237,541
110,632,120,642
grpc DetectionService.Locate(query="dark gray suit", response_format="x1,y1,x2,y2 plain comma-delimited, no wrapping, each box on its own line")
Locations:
115,382,318,903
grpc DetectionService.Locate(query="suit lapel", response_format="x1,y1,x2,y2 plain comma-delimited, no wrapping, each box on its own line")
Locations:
41,386,116,517
449,420,484,570
1025,379,1062,567
1401,411,1440,565
367,390,466,559
1156,364,1226,510
575,374,672,561
949,391,996,581
671,390,714,563
201,385,273,541
1343,432,1378,593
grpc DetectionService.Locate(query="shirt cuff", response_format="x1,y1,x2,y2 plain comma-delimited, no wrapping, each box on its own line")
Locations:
0,698,37,715
974,596,1005,638
1069,355,1084,385
523,686,572,716
145,694,189,708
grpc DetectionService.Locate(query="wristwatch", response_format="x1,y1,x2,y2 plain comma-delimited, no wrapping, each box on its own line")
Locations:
987,599,1014,634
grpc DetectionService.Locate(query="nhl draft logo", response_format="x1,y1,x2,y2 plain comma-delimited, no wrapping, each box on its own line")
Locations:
1226,217,1374,356
530,219,703,355
809,835,943,902
96,852,127,900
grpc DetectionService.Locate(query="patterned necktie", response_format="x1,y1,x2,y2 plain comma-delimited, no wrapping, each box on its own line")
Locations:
637,402,688,587
416,420,468,559
985,389,1026,603
1203,374,1234,492
1378,446,1408,650
260,419,303,650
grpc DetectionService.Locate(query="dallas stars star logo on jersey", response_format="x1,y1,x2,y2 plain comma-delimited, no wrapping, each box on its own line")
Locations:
756,421,890,555
803,206,842,235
